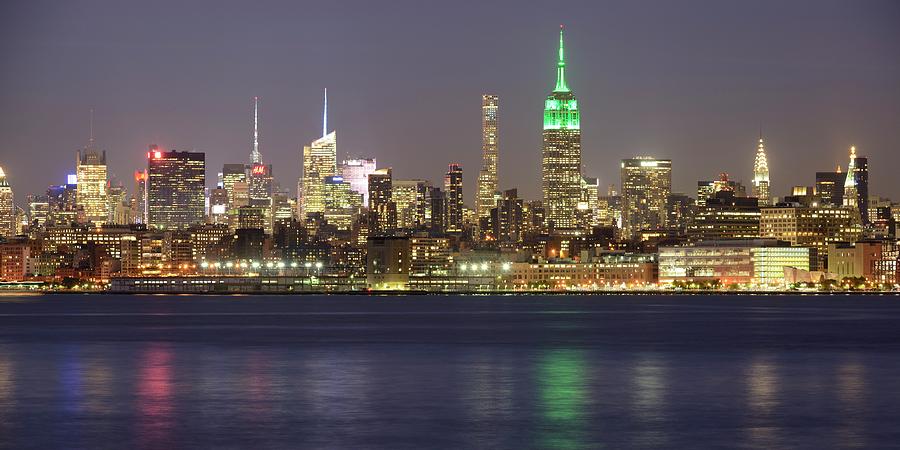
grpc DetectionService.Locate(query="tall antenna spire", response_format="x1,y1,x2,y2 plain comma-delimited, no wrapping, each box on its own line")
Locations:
323,88,328,137
250,96,261,164
554,25,569,93
89,108,95,149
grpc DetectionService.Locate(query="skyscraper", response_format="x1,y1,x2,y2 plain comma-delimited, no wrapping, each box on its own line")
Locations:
368,168,396,234
621,158,672,238
250,96,262,165
393,179,430,230
246,97,274,232
815,167,844,206
75,121,108,225
147,147,206,230
222,164,249,208
542,26,581,232
842,146,869,225
0,167,14,238
476,94,499,225
300,91,336,219
133,170,147,224
341,158,377,205
444,164,464,233
752,134,771,206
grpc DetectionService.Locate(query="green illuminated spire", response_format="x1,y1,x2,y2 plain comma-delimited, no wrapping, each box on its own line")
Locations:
554,25,569,93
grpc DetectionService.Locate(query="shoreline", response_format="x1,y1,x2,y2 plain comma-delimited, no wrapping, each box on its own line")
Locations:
19,289,900,297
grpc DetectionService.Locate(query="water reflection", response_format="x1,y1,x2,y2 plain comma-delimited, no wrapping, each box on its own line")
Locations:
136,343,174,449
631,353,668,447
0,348,14,431
462,350,516,447
836,357,867,448
60,347,84,415
244,350,274,420
84,353,113,416
744,355,781,448
537,348,588,450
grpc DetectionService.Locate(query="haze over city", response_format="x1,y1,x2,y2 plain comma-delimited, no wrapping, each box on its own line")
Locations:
2,0,899,203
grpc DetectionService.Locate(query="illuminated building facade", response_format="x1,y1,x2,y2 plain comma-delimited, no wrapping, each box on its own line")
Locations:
368,168,396,234
621,158,672,238
0,167,15,238
506,255,658,290
476,94,499,225
366,236,410,290
340,158,376,205
0,167,14,238
300,131,336,219
760,205,862,270
688,190,760,241
542,26,581,232
393,179,429,230
27,194,49,231
248,163,274,233
659,240,811,287
489,189,524,245
828,240,899,284
409,236,452,277
76,146,108,225
444,164,464,233
208,187,229,225
222,164,249,208
752,135,771,206
147,148,206,230
578,176,600,229
133,170,147,224
815,168,844,206
323,175,362,230
842,146,869,225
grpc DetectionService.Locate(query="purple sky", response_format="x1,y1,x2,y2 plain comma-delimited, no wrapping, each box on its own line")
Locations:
1,0,899,205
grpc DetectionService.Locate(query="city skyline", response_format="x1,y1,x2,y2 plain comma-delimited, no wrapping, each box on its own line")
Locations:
1,1,899,205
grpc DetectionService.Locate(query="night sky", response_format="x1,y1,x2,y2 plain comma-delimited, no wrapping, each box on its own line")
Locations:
1,0,898,205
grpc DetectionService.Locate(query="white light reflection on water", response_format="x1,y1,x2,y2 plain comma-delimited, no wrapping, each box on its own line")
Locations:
836,356,867,449
630,353,669,448
744,354,782,449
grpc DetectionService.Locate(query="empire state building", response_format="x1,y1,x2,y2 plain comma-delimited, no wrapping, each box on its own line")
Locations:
541,26,581,232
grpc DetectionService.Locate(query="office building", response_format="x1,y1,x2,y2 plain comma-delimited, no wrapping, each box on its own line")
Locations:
76,143,108,225
752,135,771,206
842,146,869,224
815,168,844,206
760,204,862,270
222,164,249,208
341,158,376,205
300,132,336,219
368,168,396,234
147,147,206,230
489,189,524,244
444,164,464,233
476,94,499,225
0,167,14,237
394,179,429,230
300,91,336,219
367,236,410,290
542,26,581,232
621,158,672,238
689,190,760,241
659,239,811,287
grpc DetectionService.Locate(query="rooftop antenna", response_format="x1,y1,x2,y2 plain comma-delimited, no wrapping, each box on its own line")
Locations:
89,108,95,148
323,88,328,137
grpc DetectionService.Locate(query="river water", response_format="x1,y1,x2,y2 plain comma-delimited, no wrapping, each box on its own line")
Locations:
0,294,898,449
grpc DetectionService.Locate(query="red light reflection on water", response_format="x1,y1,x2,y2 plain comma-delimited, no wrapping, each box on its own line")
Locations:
136,343,173,449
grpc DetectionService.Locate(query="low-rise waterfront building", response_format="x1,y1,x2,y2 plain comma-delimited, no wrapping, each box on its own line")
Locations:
659,239,812,288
